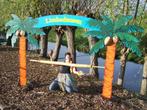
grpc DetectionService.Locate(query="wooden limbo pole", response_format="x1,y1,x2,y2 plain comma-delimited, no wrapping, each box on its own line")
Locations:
30,59,104,69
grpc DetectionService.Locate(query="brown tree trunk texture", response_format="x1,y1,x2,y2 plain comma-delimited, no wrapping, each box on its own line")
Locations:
134,0,140,20
139,0,147,25
52,31,63,61
40,36,44,55
40,28,51,57
88,37,99,79
123,0,129,15
140,56,147,95
102,43,116,99
40,35,48,57
64,26,76,63
117,47,129,86
35,35,40,54
117,0,130,86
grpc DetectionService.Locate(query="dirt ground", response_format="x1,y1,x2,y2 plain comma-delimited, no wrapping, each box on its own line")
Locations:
0,46,147,110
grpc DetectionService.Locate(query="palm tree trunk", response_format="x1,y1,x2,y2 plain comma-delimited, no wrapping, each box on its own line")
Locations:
88,37,99,79
140,55,147,95
52,31,63,61
19,36,27,87
65,26,76,63
102,43,116,99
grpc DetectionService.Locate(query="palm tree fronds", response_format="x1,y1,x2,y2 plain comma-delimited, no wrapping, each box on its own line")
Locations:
101,15,113,25
116,25,144,33
116,32,140,43
6,25,20,39
5,14,21,27
28,35,39,47
114,16,133,30
84,31,105,39
122,41,142,57
88,19,103,28
30,28,45,36
89,39,104,55
11,14,21,21
5,14,45,46
5,20,19,27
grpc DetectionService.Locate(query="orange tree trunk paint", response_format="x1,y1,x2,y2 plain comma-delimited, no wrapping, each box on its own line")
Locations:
102,43,116,99
19,36,27,86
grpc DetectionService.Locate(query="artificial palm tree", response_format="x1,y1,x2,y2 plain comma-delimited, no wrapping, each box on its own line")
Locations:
5,14,45,87
84,15,144,99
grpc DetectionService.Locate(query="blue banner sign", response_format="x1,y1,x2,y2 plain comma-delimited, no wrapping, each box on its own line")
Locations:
35,14,99,30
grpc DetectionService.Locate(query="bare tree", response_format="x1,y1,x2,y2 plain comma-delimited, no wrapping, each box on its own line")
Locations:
40,27,51,57
134,0,140,20
64,26,76,63
39,0,63,57
88,37,99,78
51,27,64,61
140,55,147,95
117,47,129,86
140,0,147,96
117,0,130,86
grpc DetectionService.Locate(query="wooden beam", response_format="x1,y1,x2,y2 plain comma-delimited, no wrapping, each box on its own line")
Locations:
30,59,104,69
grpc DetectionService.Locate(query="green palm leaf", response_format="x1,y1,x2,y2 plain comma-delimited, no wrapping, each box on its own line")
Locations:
33,28,45,36
116,25,144,33
88,19,103,29
11,35,17,47
122,41,142,57
114,16,132,30
84,15,143,57
101,16,114,36
84,31,106,39
5,15,21,27
89,39,105,55
11,14,21,21
28,35,39,47
101,15,113,25
23,17,45,36
23,17,37,32
116,32,139,43
5,20,18,27
6,25,19,39
5,14,45,47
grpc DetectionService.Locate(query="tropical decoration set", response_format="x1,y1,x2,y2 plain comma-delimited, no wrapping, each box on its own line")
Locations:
5,14,144,99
